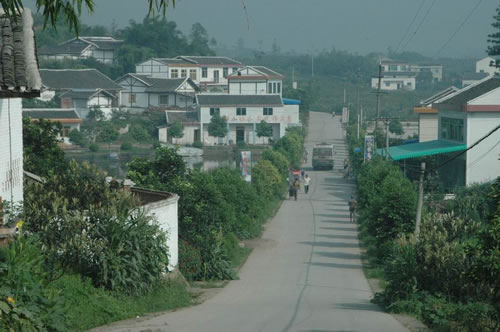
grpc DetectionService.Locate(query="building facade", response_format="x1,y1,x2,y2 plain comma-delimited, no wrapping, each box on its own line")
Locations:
476,56,499,76
197,95,299,145
116,74,199,112
135,56,243,90
38,36,123,64
227,66,284,96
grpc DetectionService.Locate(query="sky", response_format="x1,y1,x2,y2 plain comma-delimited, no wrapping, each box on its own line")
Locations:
29,0,499,58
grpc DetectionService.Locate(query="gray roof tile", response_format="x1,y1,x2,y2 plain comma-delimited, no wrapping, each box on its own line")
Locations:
166,111,199,124
177,56,242,66
40,68,122,91
440,76,500,106
129,74,199,92
0,8,41,97
197,94,282,107
23,108,80,119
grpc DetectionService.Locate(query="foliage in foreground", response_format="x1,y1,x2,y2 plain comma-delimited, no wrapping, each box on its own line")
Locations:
128,127,305,281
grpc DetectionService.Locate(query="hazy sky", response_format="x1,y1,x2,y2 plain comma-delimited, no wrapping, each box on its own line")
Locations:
31,0,499,58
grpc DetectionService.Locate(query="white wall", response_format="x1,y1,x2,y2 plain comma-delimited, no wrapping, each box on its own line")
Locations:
476,57,499,76
418,113,438,142
228,82,268,95
371,77,416,90
465,112,500,185
0,98,23,205
143,194,179,271
136,59,170,79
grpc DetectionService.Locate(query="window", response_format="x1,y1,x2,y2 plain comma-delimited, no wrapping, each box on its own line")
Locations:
236,107,246,116
209,107,220,115
190,69,197,80
181,69,187,78
400,65,407,71
263,107,273,115
171,69,178,78
223,67,228,78
202,67,208,78
441,117,464,142
407,82,412,86
232,67,238,73
159,95,169,105
385,81,391,87
129,93,136,103
389,65,397,71
277,82,281,94
273,83,277,93
268,82,272,93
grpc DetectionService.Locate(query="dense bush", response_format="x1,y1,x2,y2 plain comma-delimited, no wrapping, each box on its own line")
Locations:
24,161,170,294
68,128,88,147
130,123,151,142
89,143,99,152
121,141,133,150
128,128,306,281
192,141,203,149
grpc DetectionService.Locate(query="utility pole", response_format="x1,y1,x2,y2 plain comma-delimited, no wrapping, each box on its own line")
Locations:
415,161,426,237
375,63,382,145
311,53,314,77
385,120,390,160
357,114,360,139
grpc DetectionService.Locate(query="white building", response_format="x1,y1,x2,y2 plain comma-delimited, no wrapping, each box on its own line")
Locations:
371,75,416,91
116,73,199,112
135,56,243,90
436,76,500,186
38,36,123,64
40,69,123,118
0,9,42,208
411,64,443,82
462,72,489,88
197,94,299,145
22,109,82,141
59,89,115,119
414,86,459,142
227,66,284,96
160,111,200,145
475,56,499,76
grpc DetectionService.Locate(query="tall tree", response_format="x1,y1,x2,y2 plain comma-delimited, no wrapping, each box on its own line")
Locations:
487,4,500,68
207,113,228,139
168,121,184,144
256,120,273,144
189,23,215,56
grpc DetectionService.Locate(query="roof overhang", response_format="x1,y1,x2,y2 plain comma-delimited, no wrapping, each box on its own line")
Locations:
377,139,466,161
414,107,438,114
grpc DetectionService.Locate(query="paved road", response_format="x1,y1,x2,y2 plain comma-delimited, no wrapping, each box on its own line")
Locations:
100,112,407,332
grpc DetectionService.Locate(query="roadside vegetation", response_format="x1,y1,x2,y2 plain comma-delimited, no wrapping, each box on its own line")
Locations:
346,121,500,331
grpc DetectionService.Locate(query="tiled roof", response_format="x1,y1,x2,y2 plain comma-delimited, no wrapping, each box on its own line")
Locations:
177,56,242,66
462,72,489,81
23,108,80,119
441,76,500,106
252,66,283,78
228,66,283,80
382,71,416,77
166,111,199,124
127,74,199,93
0,9,41,97
38,36,123,55
40,69,122,91
59,88,115,99
154,58,193,65
420,86,459,106
197,94,283,107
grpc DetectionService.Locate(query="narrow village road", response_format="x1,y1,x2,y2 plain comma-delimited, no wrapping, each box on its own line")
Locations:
98,112,407,332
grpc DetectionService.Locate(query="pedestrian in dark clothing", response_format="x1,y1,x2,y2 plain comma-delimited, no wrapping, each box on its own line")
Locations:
293,178,300,200
348,195,357,223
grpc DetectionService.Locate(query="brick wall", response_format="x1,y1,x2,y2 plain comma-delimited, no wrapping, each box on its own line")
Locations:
0,98,23,204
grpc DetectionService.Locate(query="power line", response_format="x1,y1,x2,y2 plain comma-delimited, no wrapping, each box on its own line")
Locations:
394,0,427,54
433,0,483,57
400,0,437,52
427,123,500,173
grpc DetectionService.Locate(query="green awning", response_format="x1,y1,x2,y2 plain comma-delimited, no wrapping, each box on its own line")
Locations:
377,140,466,161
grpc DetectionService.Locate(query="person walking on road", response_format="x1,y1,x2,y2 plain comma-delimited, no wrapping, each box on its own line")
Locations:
348,195,357,223
304,174,311,194
293,178,300,201
343,159,350,181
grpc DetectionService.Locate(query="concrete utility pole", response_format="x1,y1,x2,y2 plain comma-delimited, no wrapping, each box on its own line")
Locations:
375,63,382,148
357,114,360,139
385,121,390,160
415,161,426,237
311,54,314,77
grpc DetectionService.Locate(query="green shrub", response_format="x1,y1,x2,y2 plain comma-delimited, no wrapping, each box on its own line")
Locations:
252,160,284,200
0,234,67,331
68,129,88,147
178,239,202,281
130,124,151,142
192,141,203,149
89,143,99,152
121,141,132,150
261,149,289,180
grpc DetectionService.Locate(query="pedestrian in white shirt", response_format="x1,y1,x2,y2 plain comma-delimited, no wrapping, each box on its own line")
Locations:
304,174,311,194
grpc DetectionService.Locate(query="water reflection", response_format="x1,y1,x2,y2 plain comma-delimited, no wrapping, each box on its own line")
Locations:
66,150,240,178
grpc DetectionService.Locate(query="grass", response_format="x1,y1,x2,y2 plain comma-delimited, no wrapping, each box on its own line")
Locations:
52,274,191,331
357,221,387,291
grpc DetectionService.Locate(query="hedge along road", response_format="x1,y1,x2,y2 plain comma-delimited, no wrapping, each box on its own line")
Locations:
97,112,407,332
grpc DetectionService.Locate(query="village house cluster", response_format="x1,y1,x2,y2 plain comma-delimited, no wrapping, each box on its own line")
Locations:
31,38,301,146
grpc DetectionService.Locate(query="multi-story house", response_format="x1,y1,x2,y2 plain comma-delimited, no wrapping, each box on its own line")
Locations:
410,64,443,82
38,36,123,64
135,56,243,90
115,73,200,112
371,60,416,91
476,56,499,76
227,66,284,96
